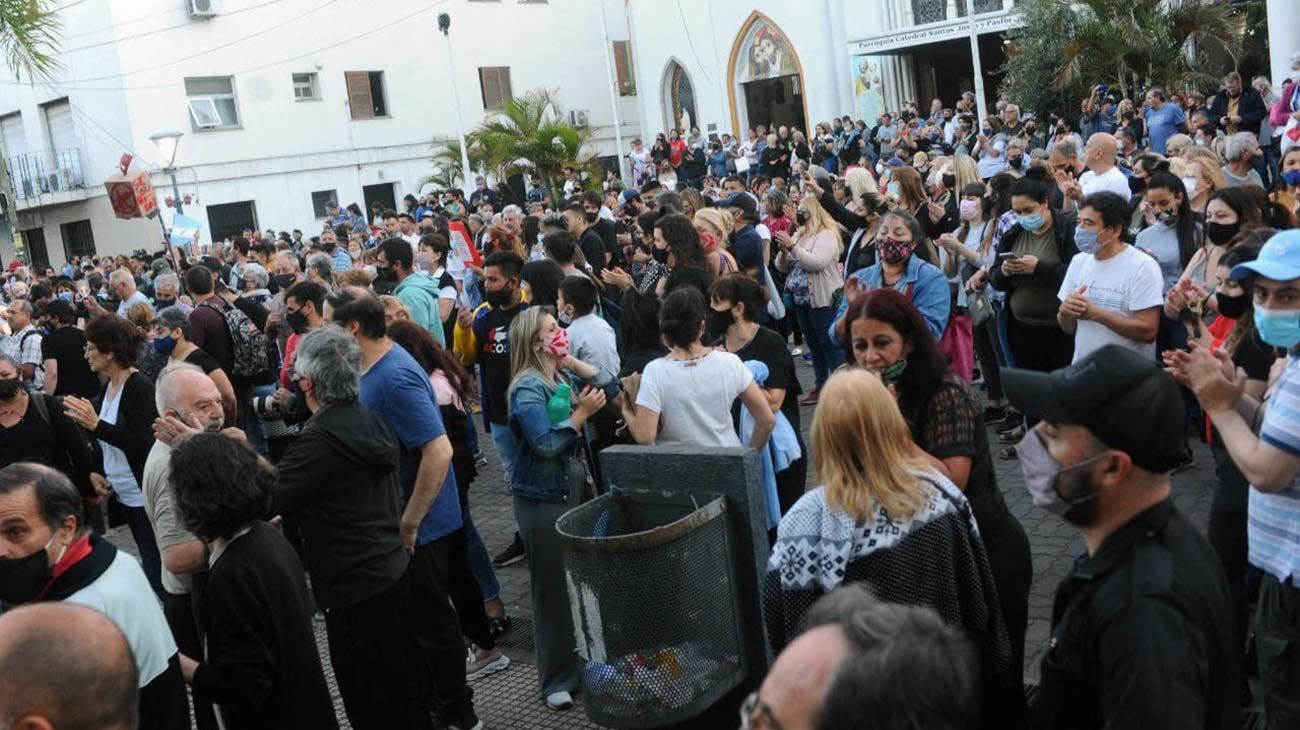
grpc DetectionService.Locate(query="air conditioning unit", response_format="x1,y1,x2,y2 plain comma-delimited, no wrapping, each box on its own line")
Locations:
188,0,218,18
569,109,590,128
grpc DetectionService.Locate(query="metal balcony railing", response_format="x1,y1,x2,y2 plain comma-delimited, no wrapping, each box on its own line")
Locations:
6,148,85,200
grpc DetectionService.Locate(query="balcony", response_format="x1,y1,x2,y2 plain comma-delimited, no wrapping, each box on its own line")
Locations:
6,148,86,203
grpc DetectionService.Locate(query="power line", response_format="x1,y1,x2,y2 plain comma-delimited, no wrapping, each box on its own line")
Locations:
2,1,449,92
58,0,291,51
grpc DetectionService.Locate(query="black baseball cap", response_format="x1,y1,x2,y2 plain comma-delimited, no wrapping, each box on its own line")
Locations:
720,191,757,218
1003,344,1186,473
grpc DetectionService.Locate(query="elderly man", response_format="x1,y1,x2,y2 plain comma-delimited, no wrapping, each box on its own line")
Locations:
150,272,191,314
0,463,188,729
1057,133,1130,207
744,585,979,730
141,363,230,730
108,268,149,317
273,325,434,730
1221,131,1265,188
1,299,43,389
0,603,139,730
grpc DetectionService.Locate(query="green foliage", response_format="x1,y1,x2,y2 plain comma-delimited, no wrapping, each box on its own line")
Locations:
429,88,598,194
999,0,1240,118
0,0,60,80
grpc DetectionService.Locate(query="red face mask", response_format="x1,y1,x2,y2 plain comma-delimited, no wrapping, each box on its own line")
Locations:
544,327,570,358
699,232,718,253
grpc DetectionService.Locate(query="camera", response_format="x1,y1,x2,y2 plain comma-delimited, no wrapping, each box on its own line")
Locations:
251,394,285,421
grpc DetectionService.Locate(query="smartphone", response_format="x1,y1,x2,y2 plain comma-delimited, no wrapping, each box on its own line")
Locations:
998,252,1022,260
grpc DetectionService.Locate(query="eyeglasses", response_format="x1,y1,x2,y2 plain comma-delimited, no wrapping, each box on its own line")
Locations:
739,692,784,730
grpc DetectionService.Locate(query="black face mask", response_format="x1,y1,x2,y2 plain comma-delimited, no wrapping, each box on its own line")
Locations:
0,543,53,604
651,246,670,264
272,274,297,291
1008,156,1024,169
706,307,735,341
585,211,599,225
154,298,175,311
796,210,809,226
484,285,515,309
286,309,310,335
374,266,397,284
1206,220,1241,246
942,174,956,190
1128,176,1147,195
1216,292,1249,320
0,377,22,400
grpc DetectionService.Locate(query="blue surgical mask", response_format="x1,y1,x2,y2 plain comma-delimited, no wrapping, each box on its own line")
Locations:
153,334,177,356
56,291,73,302
1282,170,1300,187
1074,227,1101,255
1017,213,1045,232
1254,306,1300,349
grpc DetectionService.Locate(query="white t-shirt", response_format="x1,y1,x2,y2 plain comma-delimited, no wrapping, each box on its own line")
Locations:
1058,245,1164,363
636,350,753,448
1079,166,1131,200
99,385,143,507
66,549,178,686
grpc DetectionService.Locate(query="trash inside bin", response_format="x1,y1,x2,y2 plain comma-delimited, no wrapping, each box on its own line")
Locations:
557,490,745,729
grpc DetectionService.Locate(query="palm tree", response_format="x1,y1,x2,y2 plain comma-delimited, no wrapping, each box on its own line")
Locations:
1,0,60,80
430,88,598,195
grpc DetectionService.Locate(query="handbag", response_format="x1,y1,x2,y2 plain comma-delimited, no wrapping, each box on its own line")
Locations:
968,288,994,328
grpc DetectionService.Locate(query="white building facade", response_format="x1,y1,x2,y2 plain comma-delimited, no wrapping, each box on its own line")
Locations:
1,0,1294,268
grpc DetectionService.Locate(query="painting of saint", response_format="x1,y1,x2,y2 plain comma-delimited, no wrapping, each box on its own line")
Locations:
737,21,799,83
852,55,885,122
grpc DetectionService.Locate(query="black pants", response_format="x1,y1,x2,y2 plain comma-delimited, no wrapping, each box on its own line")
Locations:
410,538,476,726
1208,446,1252,657
1258,573,1300,729
324,570,435,730
973,305,1006,402
445,528,495,651
1005,318,1073,425
981,511,1033,729
162,590,217,730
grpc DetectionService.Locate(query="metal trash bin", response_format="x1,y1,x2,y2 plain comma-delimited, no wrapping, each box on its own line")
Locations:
557,489,745,729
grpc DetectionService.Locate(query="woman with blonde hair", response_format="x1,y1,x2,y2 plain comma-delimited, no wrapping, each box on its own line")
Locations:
843,165,878,199
692,207,740,276
774,192,843,403
505,306,612,711
379,294,411,326
1181,148,1227,216
764,368,1012,728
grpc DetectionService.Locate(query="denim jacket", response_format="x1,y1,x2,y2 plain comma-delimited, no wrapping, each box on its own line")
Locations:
507,369,616,503
838,255,951,339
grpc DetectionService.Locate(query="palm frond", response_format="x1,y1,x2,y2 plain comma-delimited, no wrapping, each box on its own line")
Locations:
0,0,61,81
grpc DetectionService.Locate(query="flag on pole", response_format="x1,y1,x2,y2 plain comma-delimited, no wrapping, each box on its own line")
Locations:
169,213,202,249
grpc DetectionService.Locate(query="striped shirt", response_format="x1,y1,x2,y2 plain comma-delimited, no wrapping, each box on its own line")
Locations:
1249,353,1300,582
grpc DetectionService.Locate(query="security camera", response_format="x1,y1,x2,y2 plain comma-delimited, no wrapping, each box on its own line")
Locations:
437,12,450,34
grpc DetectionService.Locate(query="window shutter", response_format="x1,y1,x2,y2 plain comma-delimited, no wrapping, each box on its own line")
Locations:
479,67,512,111
345,71,374,120
498,68,513,106
613,41,635,96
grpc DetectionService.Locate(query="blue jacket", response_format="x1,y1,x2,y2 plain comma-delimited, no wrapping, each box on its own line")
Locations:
844,254,951,340
507,369,616,503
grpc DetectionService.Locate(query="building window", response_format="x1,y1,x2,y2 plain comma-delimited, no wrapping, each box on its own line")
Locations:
612,40,636,96
911,0,946,24
206,201,259,244
293,72,320,101
478,67,513,111
345,71,388,119
184,76,240,130
21,228,49,270
59,219,95,260
311,190,337,218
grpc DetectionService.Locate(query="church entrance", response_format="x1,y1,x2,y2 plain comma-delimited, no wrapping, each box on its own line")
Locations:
728,13,808,136
742,74,805,132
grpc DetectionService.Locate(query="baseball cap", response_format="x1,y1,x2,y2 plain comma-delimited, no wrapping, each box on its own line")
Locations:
885,156,906,168
720,191,757,218
1231,229,1300,282
620,189,640,206
1002,344,1186,473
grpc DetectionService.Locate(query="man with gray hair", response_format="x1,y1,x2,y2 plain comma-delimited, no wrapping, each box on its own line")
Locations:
1221,131,1265,188
305,252,334,288
273,325,434,729
141,362,228,730
0,299,43,388
110,268,149,318
150,272,191,315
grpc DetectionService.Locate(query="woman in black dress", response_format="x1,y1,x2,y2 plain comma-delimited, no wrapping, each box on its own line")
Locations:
843,287,1032,728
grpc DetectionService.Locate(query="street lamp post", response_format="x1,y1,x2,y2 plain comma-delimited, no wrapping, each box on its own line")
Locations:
438,13,475,192
149,130,184,260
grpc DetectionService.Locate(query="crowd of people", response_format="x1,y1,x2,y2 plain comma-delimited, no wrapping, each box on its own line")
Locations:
2,51,1300,730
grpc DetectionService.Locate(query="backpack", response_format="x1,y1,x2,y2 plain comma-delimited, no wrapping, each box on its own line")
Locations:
203,300,273,384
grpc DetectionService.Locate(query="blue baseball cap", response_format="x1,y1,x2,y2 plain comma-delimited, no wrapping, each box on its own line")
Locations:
1232,229,1300,282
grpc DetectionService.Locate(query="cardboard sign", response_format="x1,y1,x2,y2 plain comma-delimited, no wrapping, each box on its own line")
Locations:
104,171,158,219
447,220,483,268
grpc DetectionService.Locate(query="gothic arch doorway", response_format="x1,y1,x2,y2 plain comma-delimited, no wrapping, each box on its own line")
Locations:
726,13,809,137
660,60,698,135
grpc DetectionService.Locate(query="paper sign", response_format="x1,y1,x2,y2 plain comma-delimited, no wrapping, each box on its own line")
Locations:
734,157,751,174
169,213,202,248
447,220,483,268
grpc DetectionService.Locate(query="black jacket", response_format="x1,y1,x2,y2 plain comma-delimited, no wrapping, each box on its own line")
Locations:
92,371,158,487
1030,501,1238,730
987,210,1079,299
192,522,339,730
1207,88,1268,136
274,400,409,610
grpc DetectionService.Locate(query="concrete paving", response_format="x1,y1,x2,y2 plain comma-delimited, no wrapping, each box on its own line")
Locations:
107,354,1218,728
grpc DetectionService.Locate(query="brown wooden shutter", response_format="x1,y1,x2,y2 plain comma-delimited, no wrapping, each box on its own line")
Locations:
345,71,373,120
613,41,635,96
478,67,513,111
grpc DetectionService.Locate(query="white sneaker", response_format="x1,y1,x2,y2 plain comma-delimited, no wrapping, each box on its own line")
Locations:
466,646,511,681
546,690,574,710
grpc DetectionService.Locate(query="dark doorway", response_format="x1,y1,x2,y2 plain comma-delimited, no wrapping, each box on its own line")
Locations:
206,201,258,244
363,183,397,218
910,34,1009,115
743,75,805,134
59,220,95,262
22,227,49,269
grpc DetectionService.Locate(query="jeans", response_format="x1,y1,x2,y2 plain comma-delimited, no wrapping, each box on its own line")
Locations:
972,300,1006,401
490,421,519,483
1257,573,1300,729
793,303,843,389
122,504,165,598
409,538,476,726
324,570,434,730
461,501,500,602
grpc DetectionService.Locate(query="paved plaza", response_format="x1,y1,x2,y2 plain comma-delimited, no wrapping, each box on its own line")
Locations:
108,356,1219,728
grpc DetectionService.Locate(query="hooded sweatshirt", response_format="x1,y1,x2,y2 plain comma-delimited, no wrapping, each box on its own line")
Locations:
273,400,409,609
394,271,446,345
